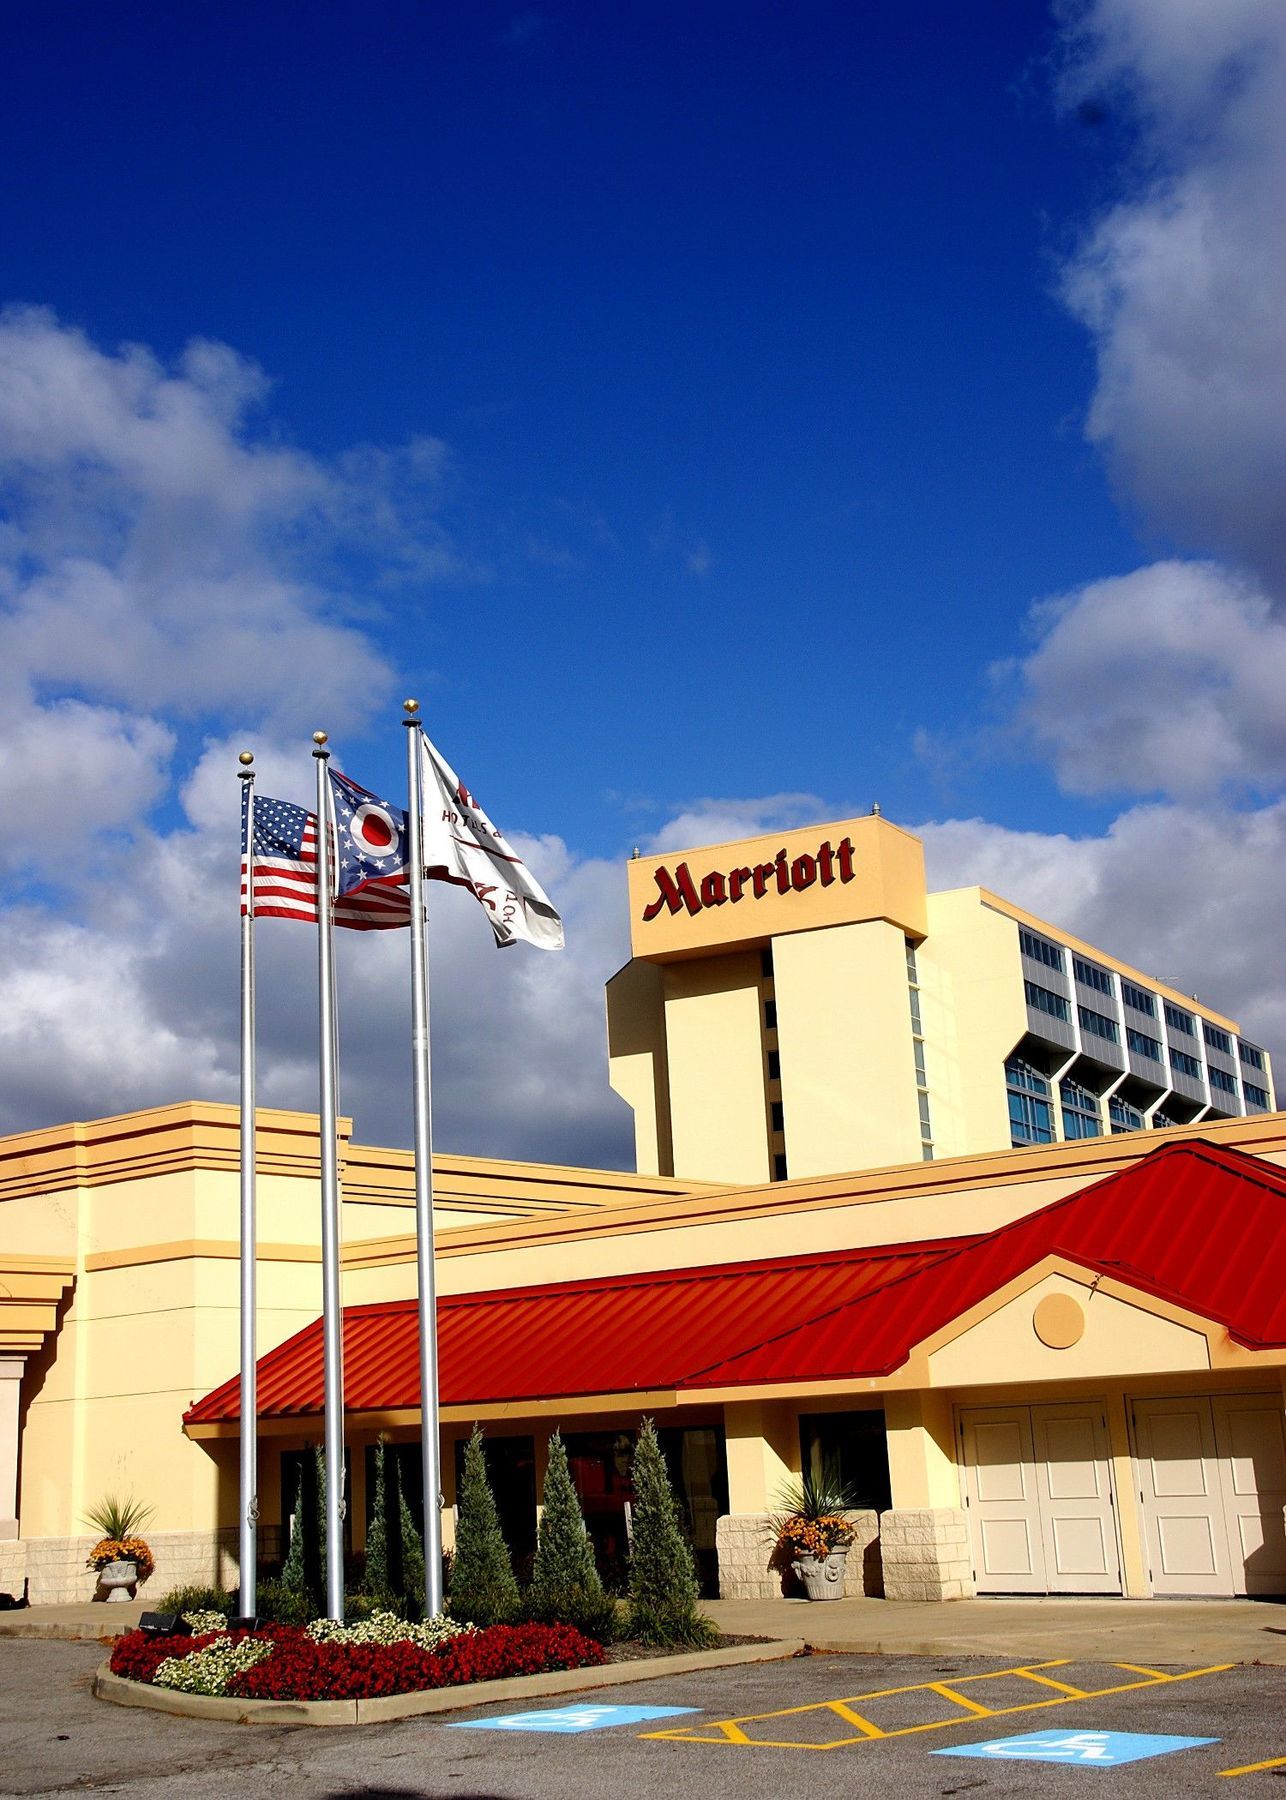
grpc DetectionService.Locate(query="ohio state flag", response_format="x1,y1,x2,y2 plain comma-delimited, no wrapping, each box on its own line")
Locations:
419,734,564,950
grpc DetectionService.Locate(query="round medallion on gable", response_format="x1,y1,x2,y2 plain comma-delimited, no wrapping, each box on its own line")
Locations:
1033,1292,1085,1349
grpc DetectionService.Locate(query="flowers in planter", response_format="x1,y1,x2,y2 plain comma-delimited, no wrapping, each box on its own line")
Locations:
770,1469,861,1560
86,1535,155,1577
84,1495,155,1578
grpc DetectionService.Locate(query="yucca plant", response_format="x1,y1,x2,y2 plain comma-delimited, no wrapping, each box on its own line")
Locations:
84,1494,154,1541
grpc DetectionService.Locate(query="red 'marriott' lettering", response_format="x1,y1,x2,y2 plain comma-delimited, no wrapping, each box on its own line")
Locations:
642,861,703,921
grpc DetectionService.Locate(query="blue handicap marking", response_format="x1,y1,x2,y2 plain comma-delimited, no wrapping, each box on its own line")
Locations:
932,1729,1218,1767
446,1703,700,1734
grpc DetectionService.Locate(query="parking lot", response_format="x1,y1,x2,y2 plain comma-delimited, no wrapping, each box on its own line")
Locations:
2,1639,1283,1797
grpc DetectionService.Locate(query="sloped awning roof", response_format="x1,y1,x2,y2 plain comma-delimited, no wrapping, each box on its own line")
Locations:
185,1138,1286,1427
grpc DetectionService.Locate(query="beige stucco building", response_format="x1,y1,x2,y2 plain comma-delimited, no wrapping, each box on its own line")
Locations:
2,815,1284,1609
608,813,1274,1184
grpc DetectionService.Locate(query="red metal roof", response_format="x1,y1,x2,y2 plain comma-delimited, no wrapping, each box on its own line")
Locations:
186,1138,1286,1425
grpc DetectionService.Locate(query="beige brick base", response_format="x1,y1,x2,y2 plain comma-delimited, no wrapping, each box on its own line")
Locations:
7,1528,249,1605
716,1511,881,1599
878,1508,974,1601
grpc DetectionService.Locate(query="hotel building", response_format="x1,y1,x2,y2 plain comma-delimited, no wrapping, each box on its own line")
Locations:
608,814,1273,1183
1,814,1283,1611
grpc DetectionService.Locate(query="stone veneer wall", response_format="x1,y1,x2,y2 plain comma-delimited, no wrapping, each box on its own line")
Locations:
878,1508,973,1600
0,1527,281,1606
716,1510,882,1599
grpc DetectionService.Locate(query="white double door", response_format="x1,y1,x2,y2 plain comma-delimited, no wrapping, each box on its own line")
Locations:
960,1401,1121,1595
1132,1394,1286,1597
958,1396,1116,1598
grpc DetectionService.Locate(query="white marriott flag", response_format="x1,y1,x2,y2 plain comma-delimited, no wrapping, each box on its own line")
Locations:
419,733,565,950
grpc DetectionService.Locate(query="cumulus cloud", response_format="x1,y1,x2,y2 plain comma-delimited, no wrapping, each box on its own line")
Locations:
1014,560,1286,799
1058,0,1286,583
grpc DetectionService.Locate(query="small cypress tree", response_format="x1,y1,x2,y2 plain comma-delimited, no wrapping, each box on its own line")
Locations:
364,1440,393,1606
449,1425,520,1627
529,1432,611,1633
281,1447,322,1613
395,1459,427,1617
628,1419,715,1646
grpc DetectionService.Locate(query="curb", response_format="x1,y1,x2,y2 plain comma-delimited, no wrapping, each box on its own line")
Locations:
93,1638,805,1727
0,1617,135,1643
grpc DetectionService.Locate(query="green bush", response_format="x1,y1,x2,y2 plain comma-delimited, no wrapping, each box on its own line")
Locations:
365,1439,428,1619
253,1577,313,1625
627,1419,718,1647
152,1581,237,1619
527,1433,619,1641
449,1426,520,1627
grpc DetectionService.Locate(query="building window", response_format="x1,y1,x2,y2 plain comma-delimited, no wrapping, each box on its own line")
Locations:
1246,1082,1270,1110
1006,1056,1054,1146
1239,1041,1265,1071
1164,1002,1195,1035
1121,981,1155,1016
767,1048,781,1082
1171,1049,1202,1079
1025,980,1070,1022
1203,1024,1233,1056
760,945,774,978
770,1100,785,1133
773,1151,789,1181
1109,1094,1144,1134
1060,1078,1102,1139
1126,1027,1162,1062
1209,1066,1238,1097
1073,956,1113,996
1019,929,1065,973
763,998,777,1030
1078,1005,1119,1044
906,937,933,1159
1154,1109,1178,1128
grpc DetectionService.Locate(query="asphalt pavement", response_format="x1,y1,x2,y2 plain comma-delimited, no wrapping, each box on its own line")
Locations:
3,1638,1283,1797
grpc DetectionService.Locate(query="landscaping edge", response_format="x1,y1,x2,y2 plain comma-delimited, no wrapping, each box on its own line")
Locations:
92,1637,806,1727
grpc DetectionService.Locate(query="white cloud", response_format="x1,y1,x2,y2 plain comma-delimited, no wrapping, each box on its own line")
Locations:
1014,560,1286,799
1059,0,1286,582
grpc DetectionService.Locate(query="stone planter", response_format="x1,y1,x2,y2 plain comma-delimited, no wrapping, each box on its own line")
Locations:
790,1544,849,1600
97,1559,138,1602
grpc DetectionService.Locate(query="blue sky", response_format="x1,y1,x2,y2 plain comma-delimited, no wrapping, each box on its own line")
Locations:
0,1,1283,1161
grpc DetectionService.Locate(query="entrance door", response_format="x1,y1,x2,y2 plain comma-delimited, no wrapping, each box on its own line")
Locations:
1133,1395,1286,1596
1212,1396,1286,1596
960,1402,1121,1595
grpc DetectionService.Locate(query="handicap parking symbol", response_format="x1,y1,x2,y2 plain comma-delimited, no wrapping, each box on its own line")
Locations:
446,1703,700,1734
932,1729,1218,1766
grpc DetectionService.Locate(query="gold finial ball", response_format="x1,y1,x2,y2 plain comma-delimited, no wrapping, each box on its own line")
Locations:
403,697,420,715
312,730,329,746
238,750,254,766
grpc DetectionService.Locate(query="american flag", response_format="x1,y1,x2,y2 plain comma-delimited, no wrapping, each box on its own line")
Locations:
241,779,411,931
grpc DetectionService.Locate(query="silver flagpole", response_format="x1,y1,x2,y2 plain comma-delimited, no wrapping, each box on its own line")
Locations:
312,730,346,1621
403,699,444,1616
237,751,258,1619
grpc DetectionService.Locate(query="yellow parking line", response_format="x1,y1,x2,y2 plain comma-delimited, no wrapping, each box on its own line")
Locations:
1219,1756,1286,1777
641,1660,1235,1751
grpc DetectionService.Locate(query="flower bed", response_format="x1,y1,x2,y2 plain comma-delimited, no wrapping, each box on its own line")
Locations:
108,1611,606,1704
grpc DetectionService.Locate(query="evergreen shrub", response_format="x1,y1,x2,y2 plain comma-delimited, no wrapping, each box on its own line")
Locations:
448,1426,520,1627
627,1419,717,1647
527,1432,620,1641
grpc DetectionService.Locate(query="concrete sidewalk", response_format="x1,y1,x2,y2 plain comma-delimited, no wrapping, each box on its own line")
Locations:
0,1600,145,1640
704,1594,1286,1666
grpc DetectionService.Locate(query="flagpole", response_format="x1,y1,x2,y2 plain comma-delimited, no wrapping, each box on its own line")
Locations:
313,730,346,1622
403,699,444,1617
237,751,258,1619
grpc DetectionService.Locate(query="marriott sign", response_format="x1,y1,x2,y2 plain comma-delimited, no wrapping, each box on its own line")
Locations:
643,836,858,921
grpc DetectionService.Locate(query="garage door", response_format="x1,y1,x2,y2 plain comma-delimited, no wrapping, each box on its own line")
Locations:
960,1402,1121,1595
1132,1394,1286,1597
